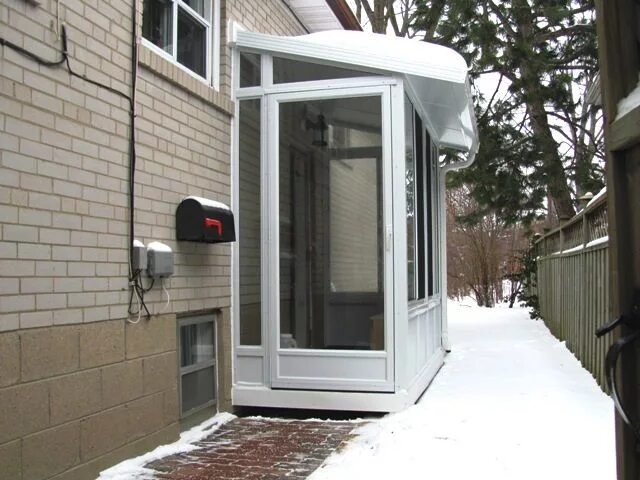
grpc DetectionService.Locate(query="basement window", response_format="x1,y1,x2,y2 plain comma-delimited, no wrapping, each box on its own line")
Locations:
142,0,214,81
179,313,216,417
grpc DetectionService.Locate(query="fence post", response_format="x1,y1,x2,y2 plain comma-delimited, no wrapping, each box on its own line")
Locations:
583,210,589,246
581,211,588,373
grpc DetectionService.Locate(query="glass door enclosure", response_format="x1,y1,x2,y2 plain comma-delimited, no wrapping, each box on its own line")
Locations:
232,29,475,409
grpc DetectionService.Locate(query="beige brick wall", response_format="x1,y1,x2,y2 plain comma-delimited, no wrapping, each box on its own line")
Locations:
0,0,306,330
0,0,238,331
1,0,308,477
1,0,134,330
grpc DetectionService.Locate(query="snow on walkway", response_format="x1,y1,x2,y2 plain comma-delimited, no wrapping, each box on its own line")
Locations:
310,300,616,480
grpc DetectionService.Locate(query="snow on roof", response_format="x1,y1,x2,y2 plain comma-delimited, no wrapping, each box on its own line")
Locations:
231,28,478,153
294,30,469,84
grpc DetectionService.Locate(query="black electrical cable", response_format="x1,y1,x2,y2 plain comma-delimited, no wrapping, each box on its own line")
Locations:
0,37,66,66
64,54,133,109
1,21,152,319
127,270,150,319
140,277,155,294
1,28,132,107
128,0,140,294
127,270,139,312
135,280,152,317
124,0,151,320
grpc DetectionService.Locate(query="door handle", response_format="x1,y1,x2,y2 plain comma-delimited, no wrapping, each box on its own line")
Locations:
603,328,640,431
596,315,626,337
597,297,640,442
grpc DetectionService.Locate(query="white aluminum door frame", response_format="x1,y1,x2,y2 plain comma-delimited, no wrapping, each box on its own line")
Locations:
266,85,395,392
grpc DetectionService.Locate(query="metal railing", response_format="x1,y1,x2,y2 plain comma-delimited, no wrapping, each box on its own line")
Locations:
534,194,610,391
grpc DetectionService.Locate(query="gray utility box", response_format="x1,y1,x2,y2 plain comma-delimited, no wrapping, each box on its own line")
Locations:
147,241,174,278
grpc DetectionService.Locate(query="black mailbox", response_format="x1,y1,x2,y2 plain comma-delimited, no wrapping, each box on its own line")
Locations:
176,196,236,243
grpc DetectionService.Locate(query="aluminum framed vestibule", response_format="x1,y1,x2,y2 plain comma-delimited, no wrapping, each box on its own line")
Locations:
230,26,478,412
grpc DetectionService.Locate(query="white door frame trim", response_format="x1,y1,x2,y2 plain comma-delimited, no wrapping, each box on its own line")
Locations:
267,85,395,392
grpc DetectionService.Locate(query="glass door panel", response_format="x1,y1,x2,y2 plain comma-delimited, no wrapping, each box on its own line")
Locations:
278,96,384,352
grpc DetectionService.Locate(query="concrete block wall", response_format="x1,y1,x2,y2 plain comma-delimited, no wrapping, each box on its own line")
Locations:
1,0,308,477
0,316,180,480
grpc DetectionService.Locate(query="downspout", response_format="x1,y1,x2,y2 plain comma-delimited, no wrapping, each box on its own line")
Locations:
438,94,479,352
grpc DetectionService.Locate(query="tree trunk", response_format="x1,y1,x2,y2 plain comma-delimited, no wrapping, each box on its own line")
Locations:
355,0,388,34
372,0,386,33
527,97,577,220
513,0,577,221
508,280,520,308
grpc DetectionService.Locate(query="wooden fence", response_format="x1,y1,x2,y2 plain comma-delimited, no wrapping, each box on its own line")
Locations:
534,194,610,391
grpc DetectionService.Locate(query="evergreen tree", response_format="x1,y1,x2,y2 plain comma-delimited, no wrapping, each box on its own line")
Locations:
413,0,602,223
355,0,603,224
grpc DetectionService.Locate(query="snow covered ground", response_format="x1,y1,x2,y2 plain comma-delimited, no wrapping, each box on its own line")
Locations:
310,300,616,480
99,301,615,480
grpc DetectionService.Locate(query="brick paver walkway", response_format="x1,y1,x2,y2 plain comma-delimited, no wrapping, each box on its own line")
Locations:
146,417,360,479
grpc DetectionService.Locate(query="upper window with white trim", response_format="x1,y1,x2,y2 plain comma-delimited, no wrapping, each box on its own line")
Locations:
142,0,213,81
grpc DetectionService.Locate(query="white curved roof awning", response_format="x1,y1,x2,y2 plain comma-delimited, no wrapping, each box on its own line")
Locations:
231,28,478,155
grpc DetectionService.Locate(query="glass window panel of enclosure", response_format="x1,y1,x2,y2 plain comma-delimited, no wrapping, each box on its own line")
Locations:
238,100,262,345
180,322,214,367
278,96,384,350
415,113,426,300
426,139,437,297
273,57,378,84
432,144,444,294
405,97,418,301
181,367,215,415
432,142,441,295
240,52,261,88
142,0,174,55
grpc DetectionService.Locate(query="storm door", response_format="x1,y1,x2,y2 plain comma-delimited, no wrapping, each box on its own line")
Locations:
267,86,394,392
